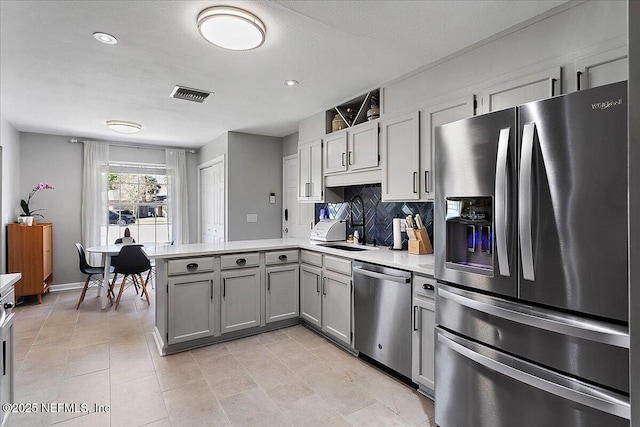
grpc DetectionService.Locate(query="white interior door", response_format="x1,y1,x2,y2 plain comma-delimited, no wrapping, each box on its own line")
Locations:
283,155,313,238
199,158,225,243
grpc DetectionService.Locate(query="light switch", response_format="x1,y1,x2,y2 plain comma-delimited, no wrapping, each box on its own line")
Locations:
269,193,276,204
247,214,258,223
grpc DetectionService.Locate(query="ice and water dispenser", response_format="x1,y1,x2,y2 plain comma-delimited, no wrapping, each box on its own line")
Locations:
445,197,493,273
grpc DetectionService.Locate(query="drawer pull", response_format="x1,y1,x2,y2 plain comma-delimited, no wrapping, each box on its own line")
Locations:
278,254,287,261
186,263,198,271
422,283,434,291
236,258,247,265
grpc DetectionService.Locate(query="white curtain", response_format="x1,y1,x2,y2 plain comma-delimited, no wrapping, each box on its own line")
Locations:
82,141,109,264
166,149,190,244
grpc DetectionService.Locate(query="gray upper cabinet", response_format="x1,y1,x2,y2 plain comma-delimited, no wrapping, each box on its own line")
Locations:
348,121,379,171
167,272,216,344
266,264,300,323
381,111,420,201
298,139,323,202
324,132,348,174
420,96,475,201
220,268,261,334
575,47,628,91
480,66,561,113
324,121,379,176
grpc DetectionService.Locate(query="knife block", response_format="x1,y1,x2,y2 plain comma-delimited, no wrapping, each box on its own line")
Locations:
408,228,433,255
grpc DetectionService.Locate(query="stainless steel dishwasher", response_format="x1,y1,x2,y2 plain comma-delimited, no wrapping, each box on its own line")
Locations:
353,261,412,378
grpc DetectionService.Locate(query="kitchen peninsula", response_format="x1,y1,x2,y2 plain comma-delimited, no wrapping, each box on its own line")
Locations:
150,238,434,361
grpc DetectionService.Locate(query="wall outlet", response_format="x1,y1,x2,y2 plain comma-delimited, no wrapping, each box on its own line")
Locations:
247,214,258,223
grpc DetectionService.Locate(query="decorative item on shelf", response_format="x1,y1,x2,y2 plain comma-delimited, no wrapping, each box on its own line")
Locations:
367,95,380,121
332,114,347,132
20,182,54,226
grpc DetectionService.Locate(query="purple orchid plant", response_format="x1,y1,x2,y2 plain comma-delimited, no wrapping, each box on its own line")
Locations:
21,182,54,218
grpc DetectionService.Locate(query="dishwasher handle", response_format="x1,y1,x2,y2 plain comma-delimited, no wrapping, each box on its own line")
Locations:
353,266,410,283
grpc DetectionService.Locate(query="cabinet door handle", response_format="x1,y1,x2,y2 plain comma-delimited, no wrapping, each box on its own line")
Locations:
305,182,311,197
316,275,320,293
223,278,226,298
550,77,557,97
413,172,418,193
576,71,583,91
210,279,214,301
278,254,287,261
342,152,346,166
348,151,353,165
413,306,419,331
267,272,271,291
322,277,327,295
424,171,430,193
236,258,246,266
186,263,198,271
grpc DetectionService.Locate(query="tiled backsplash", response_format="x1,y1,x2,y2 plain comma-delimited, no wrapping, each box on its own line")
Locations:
315,184,434,249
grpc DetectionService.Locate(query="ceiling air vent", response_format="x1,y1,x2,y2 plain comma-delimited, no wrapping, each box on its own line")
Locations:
170,86,212,103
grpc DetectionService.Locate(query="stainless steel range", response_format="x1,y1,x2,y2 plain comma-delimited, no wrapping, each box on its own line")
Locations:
434,81,629,426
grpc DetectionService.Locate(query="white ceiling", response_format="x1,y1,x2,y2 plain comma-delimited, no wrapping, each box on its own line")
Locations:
0,0,567,149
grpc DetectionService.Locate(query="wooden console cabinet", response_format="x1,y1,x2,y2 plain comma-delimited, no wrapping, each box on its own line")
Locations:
7,223,53,303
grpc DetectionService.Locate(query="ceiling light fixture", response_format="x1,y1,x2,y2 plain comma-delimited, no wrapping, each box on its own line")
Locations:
106,120,142,134
93,32,117,45
284,80,299,87
197,6,266,51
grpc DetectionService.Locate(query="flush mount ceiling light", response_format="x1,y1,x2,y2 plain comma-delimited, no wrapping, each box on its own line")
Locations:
284,80,299,87
106,120,142,134
93,32,117,45
197,6,266,51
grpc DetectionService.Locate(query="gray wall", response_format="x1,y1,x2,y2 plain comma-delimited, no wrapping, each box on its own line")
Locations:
20,133,84,284
198,132,228,166
628,1,638,424
227,132,282,241
282,132,298,157
0,116,21,274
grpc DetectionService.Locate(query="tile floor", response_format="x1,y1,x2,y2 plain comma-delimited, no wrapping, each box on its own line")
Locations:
8,287,435,426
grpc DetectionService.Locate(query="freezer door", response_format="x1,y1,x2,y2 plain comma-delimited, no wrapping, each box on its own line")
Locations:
435,109,517,296
435,329,630,427
436,283,629,393
517,81,628,322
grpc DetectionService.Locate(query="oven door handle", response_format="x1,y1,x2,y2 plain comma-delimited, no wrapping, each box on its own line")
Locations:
438,332,630,419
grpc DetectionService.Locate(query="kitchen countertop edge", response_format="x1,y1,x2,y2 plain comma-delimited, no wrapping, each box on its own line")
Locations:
149,238,435,276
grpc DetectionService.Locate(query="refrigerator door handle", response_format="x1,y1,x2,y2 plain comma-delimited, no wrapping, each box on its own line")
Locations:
438,332,630,420
519,123,536,281
437,285,630,348
495,127,511,276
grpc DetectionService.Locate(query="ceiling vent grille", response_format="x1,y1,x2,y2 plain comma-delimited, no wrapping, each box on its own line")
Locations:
170,86,212,103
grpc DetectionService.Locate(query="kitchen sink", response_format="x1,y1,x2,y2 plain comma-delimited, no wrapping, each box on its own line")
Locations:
318,243,374,252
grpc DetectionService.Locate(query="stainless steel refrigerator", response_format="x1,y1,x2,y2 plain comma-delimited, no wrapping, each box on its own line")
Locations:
434,81,629,427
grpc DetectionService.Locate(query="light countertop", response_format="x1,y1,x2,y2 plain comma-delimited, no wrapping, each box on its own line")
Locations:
0,273,21,294
149,238,435,276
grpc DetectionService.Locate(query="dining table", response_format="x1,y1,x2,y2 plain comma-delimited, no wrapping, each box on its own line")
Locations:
86,243,159,309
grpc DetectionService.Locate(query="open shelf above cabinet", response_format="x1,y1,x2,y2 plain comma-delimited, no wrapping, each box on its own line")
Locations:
326,89,380,134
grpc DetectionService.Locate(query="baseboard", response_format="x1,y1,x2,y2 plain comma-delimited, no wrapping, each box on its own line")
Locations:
49,282,84,292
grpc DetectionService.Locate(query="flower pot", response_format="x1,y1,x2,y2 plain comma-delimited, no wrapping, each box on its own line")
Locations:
23,216,34,226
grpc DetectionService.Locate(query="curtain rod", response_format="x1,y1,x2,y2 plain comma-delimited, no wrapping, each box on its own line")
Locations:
68,138,196,154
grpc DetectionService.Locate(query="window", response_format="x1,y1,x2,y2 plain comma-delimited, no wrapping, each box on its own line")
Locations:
105,162,171,245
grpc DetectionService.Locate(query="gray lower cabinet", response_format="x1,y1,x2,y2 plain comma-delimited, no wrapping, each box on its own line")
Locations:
300,264,322,327
167,272,216,345
412,274,436,395
266,264,300,323
322,271,352,346
221,268,261,334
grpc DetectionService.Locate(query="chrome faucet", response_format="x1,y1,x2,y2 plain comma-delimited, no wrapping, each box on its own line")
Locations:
349,195,365,244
